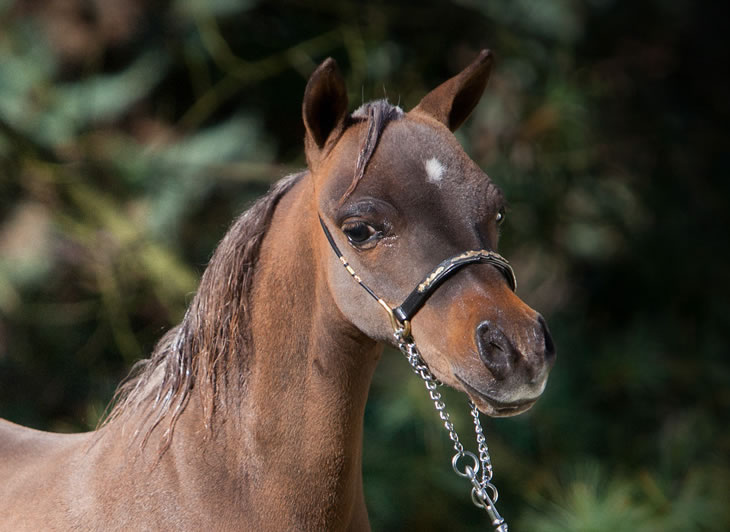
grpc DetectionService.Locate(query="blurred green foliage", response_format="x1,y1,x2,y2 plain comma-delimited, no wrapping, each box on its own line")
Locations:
1,1,728,530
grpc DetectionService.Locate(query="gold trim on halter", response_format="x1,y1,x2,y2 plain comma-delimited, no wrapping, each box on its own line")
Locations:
418,266,446,293
417,250,509,293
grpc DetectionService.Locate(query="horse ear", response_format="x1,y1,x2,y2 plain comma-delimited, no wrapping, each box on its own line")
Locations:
302,58,349,157
412,49,493,132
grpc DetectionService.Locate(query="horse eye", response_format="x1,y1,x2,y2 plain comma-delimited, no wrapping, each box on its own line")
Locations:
496,208,506,226
342,221,378,245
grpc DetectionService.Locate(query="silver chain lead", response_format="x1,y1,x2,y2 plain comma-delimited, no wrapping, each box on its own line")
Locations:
394,329,508,532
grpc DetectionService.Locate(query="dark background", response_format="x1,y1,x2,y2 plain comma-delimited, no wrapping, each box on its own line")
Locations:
1,1,728,530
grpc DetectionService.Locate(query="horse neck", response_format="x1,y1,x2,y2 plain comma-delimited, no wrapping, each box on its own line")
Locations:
235,174,381,528
80,175,379,529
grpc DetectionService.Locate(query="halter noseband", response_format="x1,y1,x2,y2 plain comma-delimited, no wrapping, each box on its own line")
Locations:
318,216,517,336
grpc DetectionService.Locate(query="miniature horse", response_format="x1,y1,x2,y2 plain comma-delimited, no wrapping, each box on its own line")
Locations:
0,50,554,530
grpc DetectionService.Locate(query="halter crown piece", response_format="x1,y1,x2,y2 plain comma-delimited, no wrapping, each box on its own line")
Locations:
319,215,514,531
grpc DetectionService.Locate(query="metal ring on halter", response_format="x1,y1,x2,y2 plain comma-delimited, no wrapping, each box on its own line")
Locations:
377,299,412,337
485,482,499,503
451,450,480,478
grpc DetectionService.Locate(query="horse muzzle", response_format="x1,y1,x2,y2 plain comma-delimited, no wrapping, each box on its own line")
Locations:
454,312,555,417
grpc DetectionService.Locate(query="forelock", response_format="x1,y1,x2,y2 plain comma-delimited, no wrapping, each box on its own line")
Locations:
339,99,404,201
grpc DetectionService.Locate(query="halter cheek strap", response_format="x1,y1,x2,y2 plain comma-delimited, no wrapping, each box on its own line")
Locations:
318,216,517,335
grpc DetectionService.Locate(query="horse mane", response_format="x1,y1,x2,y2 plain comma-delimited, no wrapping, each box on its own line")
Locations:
101,99,403,455
101,171,304,453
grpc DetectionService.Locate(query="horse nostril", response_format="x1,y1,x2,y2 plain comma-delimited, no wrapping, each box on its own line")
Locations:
475,321,514,381
538,314,556,362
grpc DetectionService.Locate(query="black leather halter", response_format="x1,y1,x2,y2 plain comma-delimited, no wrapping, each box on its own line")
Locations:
319,216,517,336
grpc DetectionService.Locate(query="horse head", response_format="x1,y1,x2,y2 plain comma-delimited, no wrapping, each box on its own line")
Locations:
303,51,555,417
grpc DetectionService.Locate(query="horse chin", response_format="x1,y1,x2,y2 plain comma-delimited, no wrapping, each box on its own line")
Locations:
466,392,537,418
454,374,539,418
